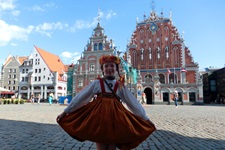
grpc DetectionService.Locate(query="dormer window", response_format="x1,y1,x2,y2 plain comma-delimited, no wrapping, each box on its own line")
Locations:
94,43,98,51
99,43,103,50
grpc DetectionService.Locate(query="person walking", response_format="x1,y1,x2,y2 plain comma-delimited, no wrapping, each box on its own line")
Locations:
37,93,41,104
174,90,179,108
48,92,53,105
57,55,156,150
31,94,35,104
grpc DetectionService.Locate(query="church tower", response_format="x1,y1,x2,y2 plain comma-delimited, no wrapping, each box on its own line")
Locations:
74,18,119,93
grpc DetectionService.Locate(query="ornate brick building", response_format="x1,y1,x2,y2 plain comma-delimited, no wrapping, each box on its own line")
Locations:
126,10,203,104
73,9,203,105
74,22,123,94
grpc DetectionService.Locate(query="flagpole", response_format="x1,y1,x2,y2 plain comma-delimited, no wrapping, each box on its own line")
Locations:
174,67,175,83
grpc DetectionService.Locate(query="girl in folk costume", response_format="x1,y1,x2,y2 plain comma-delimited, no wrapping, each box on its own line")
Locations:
56,55,156,150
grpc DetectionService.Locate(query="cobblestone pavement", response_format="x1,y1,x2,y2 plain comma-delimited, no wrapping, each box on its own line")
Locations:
0,103,225,150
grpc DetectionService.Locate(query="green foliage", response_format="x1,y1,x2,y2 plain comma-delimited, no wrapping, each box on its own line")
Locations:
20,100,24,104
0,98,25,105
15,100,19,104
3,99,7,104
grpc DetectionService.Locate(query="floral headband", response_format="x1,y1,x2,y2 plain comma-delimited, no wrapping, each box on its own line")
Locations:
99,55,121,65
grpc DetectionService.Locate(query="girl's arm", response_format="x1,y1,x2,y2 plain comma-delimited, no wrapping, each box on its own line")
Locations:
64,80,100,114
118,86,149,120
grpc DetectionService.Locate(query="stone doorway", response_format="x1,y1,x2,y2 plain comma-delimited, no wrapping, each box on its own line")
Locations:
144,87,153,104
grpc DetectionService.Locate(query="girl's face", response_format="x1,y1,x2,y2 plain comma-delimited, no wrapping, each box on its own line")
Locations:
102,62,116,77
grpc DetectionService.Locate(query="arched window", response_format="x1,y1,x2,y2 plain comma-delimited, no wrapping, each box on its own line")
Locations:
145,74,152,83
169,73,177,84
164,26,169,37
173,46,179,64
132,51,137,66
139,29,144,42
57,86,63,90
99,43,103,50
94,43,98,51
159,74,165,84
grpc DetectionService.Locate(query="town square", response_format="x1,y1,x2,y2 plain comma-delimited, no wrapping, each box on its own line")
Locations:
1,0,225,150
0,103,225,150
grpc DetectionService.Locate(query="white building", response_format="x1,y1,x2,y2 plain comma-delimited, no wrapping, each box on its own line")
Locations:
19,46,68,100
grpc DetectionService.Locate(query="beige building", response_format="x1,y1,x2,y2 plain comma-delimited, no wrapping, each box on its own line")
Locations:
0,55,27,98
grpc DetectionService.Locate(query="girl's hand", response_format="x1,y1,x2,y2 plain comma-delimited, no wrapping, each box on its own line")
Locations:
56,112,67,123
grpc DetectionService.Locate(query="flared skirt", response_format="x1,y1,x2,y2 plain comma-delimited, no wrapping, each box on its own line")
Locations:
57,97,156,149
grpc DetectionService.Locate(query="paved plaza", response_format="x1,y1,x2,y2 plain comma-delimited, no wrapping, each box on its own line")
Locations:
0,103,225,150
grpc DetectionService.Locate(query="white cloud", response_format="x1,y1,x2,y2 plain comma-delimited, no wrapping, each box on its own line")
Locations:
0,0,16,11
0,7,117,47
34,22,68,37
61,51,80,64
30,5,45,12
29,2,57,12
44,2,57,9
0,20,70,46
11,10,20,16
0,20,34,46
106,11,117,20
37,22,68,31
61,52,73,58
0,0,20,17
10,42,17,46
69,10,116,32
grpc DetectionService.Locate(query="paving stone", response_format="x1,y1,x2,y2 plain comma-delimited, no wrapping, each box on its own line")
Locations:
0,103,225,150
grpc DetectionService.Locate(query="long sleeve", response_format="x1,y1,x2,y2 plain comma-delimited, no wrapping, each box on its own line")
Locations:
64,80,100,113
118,86,149,121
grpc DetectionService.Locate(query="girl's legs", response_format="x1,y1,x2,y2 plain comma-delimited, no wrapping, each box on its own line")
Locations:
107,144,116,150
96,143,106,150
96,143,116,150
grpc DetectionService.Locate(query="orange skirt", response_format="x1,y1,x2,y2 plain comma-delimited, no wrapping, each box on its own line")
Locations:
57,96,156,149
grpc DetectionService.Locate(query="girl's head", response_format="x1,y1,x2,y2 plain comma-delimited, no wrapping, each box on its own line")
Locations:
102,62,117,77
99,55,121,79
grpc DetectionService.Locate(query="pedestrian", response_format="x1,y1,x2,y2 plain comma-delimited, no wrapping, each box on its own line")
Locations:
64,98,68,105
31,94,35,104
48,92,53,105
37,93,41,104
56,55,156,150
174,90,179,108
141,92,146,104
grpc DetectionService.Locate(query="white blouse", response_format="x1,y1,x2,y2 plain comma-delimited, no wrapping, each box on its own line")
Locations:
64,79,149,121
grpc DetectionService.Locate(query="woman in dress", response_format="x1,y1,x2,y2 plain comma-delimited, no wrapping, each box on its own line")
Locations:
174,90,179,108
57,55,156,150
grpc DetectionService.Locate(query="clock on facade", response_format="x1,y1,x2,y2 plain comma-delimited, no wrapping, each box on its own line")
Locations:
96,31,101,36
150,23,158,34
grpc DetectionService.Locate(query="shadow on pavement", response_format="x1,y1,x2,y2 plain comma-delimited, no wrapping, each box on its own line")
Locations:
0,119,224,150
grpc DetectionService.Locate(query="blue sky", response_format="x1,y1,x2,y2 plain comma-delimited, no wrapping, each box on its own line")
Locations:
0,0,225,71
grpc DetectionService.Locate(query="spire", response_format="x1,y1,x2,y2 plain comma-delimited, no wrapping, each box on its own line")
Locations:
151,0,155,12
97,8,101,23
161,9,164,18
143,12,146,21
170,9,172,20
